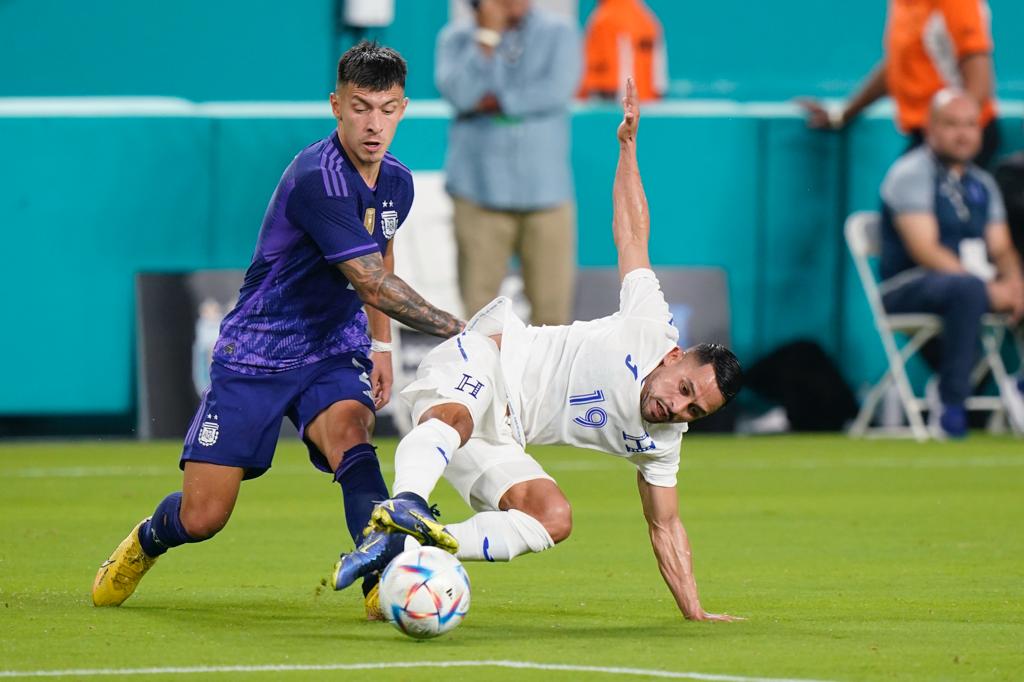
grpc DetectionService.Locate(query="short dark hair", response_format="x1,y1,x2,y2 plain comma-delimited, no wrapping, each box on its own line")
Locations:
336,40,407,91
690,343,742,406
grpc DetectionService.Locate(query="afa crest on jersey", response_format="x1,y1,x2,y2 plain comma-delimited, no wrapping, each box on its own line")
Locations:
198,414,220,447
381,210,399,239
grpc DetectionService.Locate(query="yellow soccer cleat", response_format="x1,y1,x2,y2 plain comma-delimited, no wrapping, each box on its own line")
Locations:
370,497,458,553
92,518,159,606
364,581,385,622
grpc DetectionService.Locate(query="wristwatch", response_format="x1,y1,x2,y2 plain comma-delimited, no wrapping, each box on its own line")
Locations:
475,27,501,48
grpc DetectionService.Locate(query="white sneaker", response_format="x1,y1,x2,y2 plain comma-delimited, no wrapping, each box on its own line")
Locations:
999,375,1024,434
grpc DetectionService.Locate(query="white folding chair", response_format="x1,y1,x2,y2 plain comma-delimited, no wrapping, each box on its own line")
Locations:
844,211,1023,440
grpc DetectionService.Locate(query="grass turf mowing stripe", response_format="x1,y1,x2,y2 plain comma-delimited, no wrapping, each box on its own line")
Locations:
7,454,1024,479
0,660,837,682
3,437,1021,680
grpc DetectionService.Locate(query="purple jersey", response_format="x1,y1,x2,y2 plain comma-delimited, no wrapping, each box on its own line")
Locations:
213,131,414,373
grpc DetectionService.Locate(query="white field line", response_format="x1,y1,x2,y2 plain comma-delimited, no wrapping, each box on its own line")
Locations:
4,453,1022,479
0,659,837,682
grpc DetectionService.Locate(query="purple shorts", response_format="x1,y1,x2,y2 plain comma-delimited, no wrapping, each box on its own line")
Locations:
180,352,374,479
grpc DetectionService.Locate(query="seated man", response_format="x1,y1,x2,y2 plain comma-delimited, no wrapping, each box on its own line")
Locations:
335,80,743,622
880,89,1024,437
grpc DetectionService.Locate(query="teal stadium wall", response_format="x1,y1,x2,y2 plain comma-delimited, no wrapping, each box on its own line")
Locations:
1,1,1023,418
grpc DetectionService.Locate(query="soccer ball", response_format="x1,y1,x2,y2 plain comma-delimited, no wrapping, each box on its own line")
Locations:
378,546,471,639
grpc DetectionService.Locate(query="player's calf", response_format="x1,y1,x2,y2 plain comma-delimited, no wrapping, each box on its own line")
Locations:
500,478,573,543
446,509,555,562
178,507,230,541
391,417,464,503
531,500,573,544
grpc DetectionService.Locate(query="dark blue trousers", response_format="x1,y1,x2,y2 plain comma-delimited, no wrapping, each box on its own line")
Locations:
882,272,989,406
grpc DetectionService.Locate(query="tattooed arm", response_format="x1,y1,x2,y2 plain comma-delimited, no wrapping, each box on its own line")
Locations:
365,241,395,408
337,252,463,338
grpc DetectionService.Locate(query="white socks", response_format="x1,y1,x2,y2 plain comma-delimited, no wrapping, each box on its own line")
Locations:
391,418,462,501
447,509,554,562
391,418,554,563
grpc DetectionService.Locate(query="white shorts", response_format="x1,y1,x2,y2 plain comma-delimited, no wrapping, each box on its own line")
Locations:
401,332,553,512
445,433,553,512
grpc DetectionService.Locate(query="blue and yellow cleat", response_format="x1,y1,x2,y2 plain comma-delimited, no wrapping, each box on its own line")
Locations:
92,518,159,606
333,529,405,592
363,581,385,622
370,493,458,553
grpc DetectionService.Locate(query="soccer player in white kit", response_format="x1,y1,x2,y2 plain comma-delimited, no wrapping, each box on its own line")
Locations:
335,80,743,622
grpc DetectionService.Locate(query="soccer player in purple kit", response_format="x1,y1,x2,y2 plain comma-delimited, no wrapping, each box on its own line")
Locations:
91,41,462,619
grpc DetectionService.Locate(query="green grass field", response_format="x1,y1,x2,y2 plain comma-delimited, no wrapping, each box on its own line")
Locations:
1,435,1022,681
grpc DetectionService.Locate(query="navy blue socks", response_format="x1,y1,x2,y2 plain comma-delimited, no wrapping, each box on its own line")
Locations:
138,492,197,557
333,443,389,544
136,445,389,565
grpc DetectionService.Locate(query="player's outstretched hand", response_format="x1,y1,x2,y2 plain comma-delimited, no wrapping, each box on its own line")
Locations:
617,77,639,144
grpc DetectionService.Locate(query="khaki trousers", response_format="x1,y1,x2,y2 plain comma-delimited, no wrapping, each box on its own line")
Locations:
452,197,576,326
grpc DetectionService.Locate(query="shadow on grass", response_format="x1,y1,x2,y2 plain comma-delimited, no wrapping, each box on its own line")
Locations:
110,599,747,647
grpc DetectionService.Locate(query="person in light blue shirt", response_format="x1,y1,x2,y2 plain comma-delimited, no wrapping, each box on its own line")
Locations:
879,89,1024,437
436,0,581,326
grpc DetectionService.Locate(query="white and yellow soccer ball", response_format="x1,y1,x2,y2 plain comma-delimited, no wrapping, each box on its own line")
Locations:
378,546,471,639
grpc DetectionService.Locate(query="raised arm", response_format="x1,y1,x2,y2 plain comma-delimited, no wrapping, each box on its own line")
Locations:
338,253,463,338
435,24,498,114
496,21,581,118
637,472,741,622
613,79,652,281
798,60,888,130
959,54,994,112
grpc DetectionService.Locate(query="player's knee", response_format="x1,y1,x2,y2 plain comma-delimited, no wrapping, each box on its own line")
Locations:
502,480,572,544
330,420,374,456
419,403,474,446
312,403,375,469
537,501,573,544
179,506,231,540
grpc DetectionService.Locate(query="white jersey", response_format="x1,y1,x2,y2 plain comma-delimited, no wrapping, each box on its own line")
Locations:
469,269,685,488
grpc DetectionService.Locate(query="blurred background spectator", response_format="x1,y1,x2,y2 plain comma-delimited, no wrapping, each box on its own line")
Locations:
799,0,1001,167
3,1,1024,438
435,0,581,325
878,90,1023,437
578,0,667,102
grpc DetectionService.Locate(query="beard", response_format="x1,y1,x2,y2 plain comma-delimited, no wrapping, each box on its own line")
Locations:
932,145,976,166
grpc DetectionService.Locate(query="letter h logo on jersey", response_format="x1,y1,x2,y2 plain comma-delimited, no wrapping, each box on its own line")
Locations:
454,373,485,399
622,430,656,453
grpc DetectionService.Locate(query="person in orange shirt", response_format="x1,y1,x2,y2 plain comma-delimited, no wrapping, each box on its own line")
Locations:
799,0,999,167
579,0,668,101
